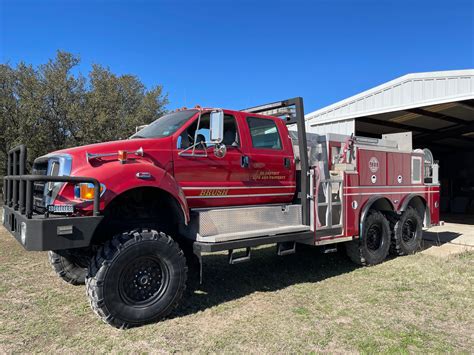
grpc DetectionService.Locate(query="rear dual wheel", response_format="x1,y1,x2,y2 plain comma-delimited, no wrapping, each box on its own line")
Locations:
346,211,391,266
86,229,188,329
391,207,423,255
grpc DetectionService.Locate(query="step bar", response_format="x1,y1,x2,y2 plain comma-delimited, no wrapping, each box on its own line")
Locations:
194,230,314,253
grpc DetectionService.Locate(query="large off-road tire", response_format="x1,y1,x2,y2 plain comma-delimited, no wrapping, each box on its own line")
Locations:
346,211,391,266
86,229,187,329
391,207,423,255
48,250,88,285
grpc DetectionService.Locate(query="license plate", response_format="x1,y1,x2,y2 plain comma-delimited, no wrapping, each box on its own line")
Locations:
47,204,74,214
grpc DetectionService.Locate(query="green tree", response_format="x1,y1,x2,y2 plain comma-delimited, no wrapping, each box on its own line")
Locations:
0,50,169,187
83,64,168,143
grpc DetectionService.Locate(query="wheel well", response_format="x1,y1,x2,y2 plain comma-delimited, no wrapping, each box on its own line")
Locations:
91,187,185,245
359,197,394,236
369,198,393,213
404,195,429,227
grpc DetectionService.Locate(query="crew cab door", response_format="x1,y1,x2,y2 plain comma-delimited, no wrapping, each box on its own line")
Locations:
240,115,296,204
172,111,249,208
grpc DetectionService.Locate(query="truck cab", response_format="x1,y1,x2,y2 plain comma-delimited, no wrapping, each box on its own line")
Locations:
168,108,296,208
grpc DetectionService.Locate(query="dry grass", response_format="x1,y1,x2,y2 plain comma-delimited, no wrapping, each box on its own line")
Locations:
0,225,473,353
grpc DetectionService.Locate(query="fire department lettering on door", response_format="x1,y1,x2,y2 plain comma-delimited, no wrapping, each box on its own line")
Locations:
200,189,229,196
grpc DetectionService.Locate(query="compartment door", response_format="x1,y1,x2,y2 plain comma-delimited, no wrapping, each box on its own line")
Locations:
357,149,387,186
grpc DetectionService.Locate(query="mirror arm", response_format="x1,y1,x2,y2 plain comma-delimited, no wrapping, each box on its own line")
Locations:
178,141,209,158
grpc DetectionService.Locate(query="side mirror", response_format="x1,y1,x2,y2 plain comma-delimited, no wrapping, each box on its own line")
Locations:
210,110,224,144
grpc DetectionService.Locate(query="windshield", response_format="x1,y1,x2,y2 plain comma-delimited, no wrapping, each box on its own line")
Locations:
130,109,198,139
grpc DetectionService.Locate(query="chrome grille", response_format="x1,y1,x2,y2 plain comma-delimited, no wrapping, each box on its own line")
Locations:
32,160,50,212
30,154,72,212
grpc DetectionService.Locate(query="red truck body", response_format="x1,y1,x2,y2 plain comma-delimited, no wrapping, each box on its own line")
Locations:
2,97,441,328
48,107,439,242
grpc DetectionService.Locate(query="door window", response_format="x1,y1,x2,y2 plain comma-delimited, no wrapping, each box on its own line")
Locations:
247,117,282,150
178,113,239,150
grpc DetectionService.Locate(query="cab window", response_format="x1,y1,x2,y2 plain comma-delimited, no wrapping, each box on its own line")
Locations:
247,117,282,150
178,113,239,150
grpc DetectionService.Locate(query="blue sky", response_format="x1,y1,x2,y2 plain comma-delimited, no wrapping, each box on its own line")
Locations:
1,0,473,113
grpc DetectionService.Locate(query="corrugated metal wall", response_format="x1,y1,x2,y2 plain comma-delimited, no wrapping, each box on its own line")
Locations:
306,119,354,136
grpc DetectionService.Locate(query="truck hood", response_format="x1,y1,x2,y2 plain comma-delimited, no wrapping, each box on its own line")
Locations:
43,137,173,172
51,139,160,156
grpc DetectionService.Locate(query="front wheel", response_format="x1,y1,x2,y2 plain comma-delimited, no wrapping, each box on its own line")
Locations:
346,211,391,266
86,229,188,328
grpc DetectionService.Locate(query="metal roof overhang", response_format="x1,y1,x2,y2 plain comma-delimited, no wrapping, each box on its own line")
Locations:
306,70,474,153
354,99,474,154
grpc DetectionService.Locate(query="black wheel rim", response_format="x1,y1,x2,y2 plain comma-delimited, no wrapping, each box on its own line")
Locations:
366,225,383,251
402,218,417,244
118,256,169,306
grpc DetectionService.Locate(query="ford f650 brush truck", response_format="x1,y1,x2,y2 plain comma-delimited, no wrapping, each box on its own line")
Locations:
2,97,440,328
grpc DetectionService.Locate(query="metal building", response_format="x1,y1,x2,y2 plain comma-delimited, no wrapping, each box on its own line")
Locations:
306,69,474,218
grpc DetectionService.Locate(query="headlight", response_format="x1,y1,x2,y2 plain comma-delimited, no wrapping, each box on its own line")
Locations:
20,222,27,245
74,183,106,200
1,209,5,225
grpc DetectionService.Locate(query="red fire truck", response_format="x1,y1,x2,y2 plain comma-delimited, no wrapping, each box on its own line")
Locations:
2,98,440,328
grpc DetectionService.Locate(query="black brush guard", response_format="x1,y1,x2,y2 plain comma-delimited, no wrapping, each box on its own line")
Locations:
2,145,103,251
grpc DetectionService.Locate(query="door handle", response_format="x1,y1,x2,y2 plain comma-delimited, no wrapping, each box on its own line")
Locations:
284,157,291,169
241,156,250,168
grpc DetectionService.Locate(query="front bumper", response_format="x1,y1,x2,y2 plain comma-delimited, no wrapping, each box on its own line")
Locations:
3,147,104,252
2,205,103,251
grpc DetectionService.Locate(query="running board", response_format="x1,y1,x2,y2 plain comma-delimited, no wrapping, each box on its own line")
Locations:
194,230,314,253
196,225,310,243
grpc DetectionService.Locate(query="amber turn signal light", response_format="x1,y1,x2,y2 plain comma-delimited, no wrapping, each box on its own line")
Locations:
74,183,106,200
118,150,128,163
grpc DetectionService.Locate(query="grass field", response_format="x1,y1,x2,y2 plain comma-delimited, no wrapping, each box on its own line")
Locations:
0,225,473,353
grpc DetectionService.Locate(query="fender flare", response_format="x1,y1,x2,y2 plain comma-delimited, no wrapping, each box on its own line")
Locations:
76,162,190,224
359,195,394,238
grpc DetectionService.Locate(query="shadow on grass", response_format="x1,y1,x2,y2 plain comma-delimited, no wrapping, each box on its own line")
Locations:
174,245,358,318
